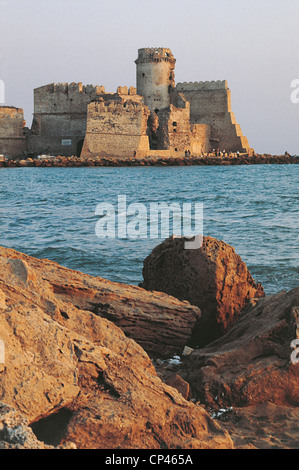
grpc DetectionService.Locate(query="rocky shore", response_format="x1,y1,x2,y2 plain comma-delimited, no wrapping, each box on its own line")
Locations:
0,238,298,449
0,153,299,168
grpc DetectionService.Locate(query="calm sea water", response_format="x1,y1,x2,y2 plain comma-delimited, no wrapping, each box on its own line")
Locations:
0,165,298,295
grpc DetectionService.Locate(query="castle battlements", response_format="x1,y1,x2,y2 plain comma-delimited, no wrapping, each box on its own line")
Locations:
135,48,176,64
116,86,137,96
34,82,106,96
176,80,228,91
93,98,146,114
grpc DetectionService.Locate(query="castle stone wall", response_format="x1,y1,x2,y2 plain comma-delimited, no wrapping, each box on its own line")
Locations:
0,107,26,158
176,80,228,91
176,82,251,152
81,97,150,159
27,83,105,157
155,104,190,155
154,98,207,157
190,124,211,154
33,82,105,114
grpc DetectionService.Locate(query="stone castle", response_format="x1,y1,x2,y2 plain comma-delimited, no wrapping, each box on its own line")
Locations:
0,47,252,159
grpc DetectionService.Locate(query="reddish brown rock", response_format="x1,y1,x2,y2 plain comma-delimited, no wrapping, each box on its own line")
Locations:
0,402,76,449
0,403,53,449
164,374,191,400
180,288,299,409
218,403,299,449
0,246,232,449
0,246,201,359
140,236,265,346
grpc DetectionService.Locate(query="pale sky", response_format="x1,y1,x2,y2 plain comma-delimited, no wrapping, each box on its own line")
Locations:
0,0,299,155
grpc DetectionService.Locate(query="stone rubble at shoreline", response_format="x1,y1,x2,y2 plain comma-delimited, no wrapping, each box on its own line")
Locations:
0,152,298,168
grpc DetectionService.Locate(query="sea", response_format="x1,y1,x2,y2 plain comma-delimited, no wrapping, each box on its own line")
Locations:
0,164,298,295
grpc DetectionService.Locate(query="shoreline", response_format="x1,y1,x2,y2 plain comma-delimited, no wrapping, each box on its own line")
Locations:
1,153,299,168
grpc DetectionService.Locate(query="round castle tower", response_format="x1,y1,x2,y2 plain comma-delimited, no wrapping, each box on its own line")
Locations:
135,48,176,112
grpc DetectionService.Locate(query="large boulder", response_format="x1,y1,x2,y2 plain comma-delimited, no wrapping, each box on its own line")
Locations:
140,236,265,346
0,246,200,359
0,247,232,449
180,287,299,409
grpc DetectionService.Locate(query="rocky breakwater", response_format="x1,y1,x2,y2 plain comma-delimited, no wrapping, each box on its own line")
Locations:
0,246,233,449
1,153,299,168
141,236,299,448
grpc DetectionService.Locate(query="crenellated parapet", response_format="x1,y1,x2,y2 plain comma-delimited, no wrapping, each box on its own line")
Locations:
34,82,106,96
33,82,106,116
135,47,176,65
81,97,150,159
92,98,148,115
116,86,137,96
176,80,228,91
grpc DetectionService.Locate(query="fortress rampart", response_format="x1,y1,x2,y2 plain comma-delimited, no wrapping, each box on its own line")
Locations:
81,97,150,159
33,82,105,115
0,107,26,157
27,82,107,157
176,80,228,91
176,81,250,152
